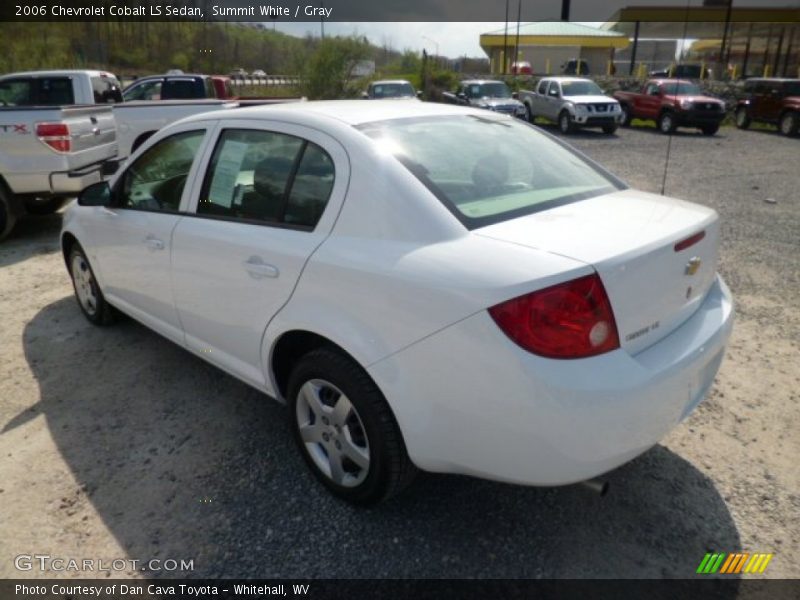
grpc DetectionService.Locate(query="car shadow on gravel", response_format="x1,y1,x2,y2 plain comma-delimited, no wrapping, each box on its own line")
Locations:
14,296,741,583
0,211,63,269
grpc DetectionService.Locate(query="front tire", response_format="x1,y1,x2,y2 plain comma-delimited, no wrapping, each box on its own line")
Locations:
779,111,799,137
735,107,751,129
701,124,719,136
68,245,117,326
619,104,632,127
658,111,677,134
558,111,574,134
288,347,417,505
602,123,618,135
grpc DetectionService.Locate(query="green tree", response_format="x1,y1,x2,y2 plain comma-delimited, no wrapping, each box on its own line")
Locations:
299,36,371,100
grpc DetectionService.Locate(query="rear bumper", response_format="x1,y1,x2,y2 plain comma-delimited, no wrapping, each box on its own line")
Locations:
369,275,734,486
49,158,113,194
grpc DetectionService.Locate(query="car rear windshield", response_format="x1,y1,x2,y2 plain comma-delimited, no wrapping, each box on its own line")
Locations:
466,83,511,99
784,82,800,95
371,83,415,98
357,115,622,229
661,82,702,95
560,81,604,96
0,77,75,105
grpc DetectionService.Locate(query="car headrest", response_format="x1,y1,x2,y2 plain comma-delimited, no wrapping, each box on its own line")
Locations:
253,156,294,199
472,153,509,191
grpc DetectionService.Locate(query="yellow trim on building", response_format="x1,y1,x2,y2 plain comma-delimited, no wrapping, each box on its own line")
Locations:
480,34,629,49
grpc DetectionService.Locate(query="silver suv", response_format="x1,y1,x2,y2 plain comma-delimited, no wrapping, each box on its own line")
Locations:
519,77,622,134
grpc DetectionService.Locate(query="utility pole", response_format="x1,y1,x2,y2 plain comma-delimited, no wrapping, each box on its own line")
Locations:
514,0,522,73
561,0,570,21
503,0,509,75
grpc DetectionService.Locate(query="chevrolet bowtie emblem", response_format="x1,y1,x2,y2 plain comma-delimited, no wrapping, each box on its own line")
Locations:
685,257,702,276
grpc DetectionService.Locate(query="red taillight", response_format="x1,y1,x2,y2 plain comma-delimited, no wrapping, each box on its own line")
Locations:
488,273,620,359
36,122,71,153
674,230,705,252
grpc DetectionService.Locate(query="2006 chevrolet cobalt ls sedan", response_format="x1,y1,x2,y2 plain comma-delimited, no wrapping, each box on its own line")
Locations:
62,101,733,504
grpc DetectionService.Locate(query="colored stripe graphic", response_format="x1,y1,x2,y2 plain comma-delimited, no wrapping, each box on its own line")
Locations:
699,552,773,575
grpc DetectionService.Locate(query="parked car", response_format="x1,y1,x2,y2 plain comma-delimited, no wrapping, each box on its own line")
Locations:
251,69,267,79
122,74,218,101
229,68,248,81
614,79,726,135
442,80,526,118
362,80,420,100
562,59,590,75
210,76,236,100
735,78,800,137
62,100,733,504
518,77,622,134
0,69,123,105
510,61,532,76
650,64,711,80
0,103,117,240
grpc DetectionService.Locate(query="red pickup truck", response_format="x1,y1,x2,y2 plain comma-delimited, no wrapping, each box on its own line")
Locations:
614,79,726,135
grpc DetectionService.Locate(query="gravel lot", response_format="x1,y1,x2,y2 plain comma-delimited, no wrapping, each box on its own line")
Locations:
0,125,798,579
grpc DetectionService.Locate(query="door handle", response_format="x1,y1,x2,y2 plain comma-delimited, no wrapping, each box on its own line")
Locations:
243,256,279,279
144,235,165,251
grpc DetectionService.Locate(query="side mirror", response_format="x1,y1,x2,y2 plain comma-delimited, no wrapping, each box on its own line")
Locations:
361,91,369,99
511,91,519,99
457,92,466,100
78,181,111,207
416,90,423,99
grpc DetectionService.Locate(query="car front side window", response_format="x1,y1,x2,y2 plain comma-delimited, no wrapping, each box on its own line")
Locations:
115,130,205,212
125,80,163,101
197,129,335,230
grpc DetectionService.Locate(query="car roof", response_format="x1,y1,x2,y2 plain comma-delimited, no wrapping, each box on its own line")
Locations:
371,80,413,85
0,69,116,79
650,78,696,85
182,100,493,127
461,80,505,85
540,76,593,83
744,77,800,83
134,74,208,80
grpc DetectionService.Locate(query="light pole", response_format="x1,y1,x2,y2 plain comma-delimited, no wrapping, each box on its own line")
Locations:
422,36,440,69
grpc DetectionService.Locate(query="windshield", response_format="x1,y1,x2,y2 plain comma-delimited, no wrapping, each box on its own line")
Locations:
370,83,415,98
661,82,703,95
466,82,511,99
358,115,622,229
560,80,604,96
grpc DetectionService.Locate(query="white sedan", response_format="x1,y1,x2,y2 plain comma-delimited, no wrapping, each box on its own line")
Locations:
62,101,734,505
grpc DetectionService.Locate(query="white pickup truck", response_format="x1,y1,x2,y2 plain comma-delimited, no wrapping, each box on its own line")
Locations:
0,104,118,240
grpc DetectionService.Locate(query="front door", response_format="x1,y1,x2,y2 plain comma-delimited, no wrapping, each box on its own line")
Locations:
86,128,208,343
170,121,349,389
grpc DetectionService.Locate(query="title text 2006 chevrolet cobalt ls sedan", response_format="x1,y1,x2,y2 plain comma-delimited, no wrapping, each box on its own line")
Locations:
63,101,733,504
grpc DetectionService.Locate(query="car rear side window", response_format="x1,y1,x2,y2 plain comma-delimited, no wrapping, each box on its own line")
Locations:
116,130,205,212
358,115,622,230
91,76,122,103
198,129,335,230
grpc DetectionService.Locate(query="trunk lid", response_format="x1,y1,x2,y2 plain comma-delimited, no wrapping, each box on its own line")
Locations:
476,189,720,354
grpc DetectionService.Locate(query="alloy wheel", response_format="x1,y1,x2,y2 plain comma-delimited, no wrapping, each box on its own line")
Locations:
295,379,370,487
71,254,98,316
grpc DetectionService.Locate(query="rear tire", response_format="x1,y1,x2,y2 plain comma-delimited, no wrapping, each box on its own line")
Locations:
287,347,417,505
558,111,574,134
524,103,533,123
68,245,117,326
735,107,751,129
779,111,799,137
602,123,618,135
658,111,677,134
619,104,632,127
0,185,17,242
701,124,719,136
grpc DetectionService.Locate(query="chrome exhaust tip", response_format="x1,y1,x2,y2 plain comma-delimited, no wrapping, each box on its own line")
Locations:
579,478,609,496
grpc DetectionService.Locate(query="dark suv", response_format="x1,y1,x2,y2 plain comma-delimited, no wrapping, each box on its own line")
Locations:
735,78,800,137
122,74,218,101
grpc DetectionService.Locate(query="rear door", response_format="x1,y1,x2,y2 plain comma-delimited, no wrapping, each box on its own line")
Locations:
87,125,209,343
170,119,349,389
